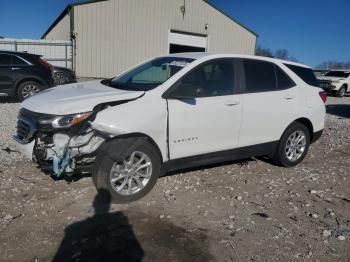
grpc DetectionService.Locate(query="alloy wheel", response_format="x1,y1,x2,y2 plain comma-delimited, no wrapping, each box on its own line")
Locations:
285,130,306,162
109,151,152,196
21,84,41,99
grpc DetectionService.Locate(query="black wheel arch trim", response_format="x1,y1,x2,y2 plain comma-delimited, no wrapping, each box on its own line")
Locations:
162,141,278,174
15,77,46,91
100,132,164,164
311,129,323,144
280,118,314,143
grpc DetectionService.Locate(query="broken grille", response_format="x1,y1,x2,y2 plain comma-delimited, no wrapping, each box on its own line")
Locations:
14,109,37,144
16,119,31,141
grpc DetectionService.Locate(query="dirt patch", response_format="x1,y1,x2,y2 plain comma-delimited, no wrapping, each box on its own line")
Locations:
0,176,213,262
0,96,350,261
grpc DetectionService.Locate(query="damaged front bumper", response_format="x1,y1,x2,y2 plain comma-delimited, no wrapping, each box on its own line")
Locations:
13,138,35,160
13,109,106,176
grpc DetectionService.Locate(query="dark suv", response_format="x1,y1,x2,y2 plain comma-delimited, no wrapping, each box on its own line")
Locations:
0,50,55,101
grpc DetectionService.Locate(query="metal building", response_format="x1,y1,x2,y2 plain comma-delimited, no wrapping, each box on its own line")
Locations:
42,0,257,78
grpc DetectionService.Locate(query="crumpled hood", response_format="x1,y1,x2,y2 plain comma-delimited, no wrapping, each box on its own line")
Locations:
21,80,144,115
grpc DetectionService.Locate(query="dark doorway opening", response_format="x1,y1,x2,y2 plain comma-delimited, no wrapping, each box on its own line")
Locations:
169,44,205,54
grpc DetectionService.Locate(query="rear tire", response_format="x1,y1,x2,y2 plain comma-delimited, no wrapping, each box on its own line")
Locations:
272,122,310,167
337,86,346,97
92,138,161,203
16,81,42,101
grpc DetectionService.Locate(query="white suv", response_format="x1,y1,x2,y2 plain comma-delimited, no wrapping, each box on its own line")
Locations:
317,70,350,97
14,54,326,203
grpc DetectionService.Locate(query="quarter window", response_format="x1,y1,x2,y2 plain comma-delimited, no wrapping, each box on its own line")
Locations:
275,65,295,89
243,59,277,92
284,64,319,87
171,59,235,98
0,54,11,66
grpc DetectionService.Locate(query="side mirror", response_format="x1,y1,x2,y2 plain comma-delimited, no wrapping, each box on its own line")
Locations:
163,83,202,100
166,93,195,100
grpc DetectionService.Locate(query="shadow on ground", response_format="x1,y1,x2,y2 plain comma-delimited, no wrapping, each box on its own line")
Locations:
326,104,350,118
53,189,213,262
52,189,144,262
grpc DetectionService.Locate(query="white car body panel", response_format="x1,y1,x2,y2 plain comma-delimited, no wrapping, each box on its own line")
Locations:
92,91,169,160
239,87,298,147
168,94,242,159
16,53,326,173
21,80,144,115
282,64,326,133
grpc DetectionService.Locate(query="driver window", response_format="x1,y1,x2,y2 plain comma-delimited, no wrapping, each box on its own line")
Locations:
171,59,235,98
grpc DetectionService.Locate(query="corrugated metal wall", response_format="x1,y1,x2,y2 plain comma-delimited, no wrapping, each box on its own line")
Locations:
0,38,72,68
44,14,71,41
74,0,257,78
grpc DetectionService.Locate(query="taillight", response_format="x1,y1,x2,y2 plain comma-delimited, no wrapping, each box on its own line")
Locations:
37,57,52,72
319,91,327,103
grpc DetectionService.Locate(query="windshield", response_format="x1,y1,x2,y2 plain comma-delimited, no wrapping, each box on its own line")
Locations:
106,57,195,91
324,71,350,78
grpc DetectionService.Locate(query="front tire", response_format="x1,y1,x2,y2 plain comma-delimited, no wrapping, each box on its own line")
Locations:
273,122,310,167
16,81,42,101
92,138,161,203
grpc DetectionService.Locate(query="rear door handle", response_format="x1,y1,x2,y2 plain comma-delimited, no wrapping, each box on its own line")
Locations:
284,94,295,100
225,101,240,106
11,67,21,70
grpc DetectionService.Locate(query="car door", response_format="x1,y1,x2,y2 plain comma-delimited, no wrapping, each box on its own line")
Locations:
0,53,14,93
238,59,298,147
166,58,242,159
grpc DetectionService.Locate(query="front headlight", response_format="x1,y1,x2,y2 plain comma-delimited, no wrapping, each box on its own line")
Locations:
51,112,92,129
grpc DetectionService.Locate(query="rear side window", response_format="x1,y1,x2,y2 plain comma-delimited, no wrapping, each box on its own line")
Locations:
0,54,11,66
284,64,319,87
12,56,28,65
243,59,277,92
275,65,295,89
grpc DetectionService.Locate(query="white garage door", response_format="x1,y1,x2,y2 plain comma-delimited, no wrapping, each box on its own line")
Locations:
169,31,207,51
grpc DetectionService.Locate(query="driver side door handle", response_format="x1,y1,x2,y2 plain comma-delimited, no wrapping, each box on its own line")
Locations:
224,101,240,106
284,94,295,100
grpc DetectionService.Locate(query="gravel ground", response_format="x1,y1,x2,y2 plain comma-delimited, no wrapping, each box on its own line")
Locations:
0,98,23,164
0,95,349,261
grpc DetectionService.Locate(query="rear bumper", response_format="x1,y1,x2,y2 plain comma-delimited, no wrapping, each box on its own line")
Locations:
311,129,323,144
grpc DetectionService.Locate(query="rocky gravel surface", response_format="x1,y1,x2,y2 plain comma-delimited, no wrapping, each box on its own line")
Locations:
0,96,349,261
0,99,23,165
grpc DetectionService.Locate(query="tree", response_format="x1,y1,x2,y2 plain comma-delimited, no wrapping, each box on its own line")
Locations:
315,61,350,70
255,45,273,57
255,45,298,62
274,49,289,60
